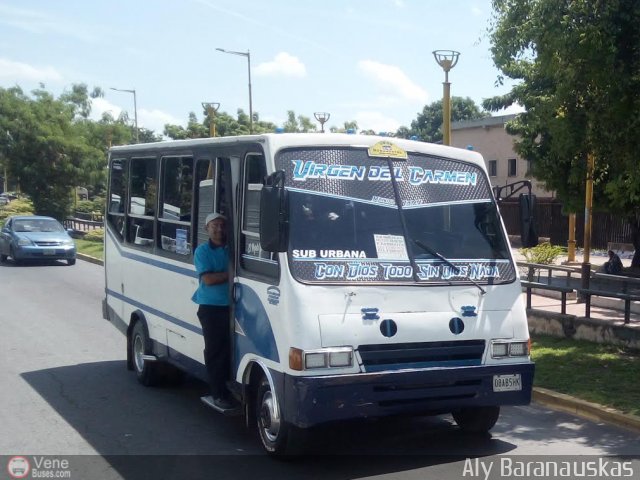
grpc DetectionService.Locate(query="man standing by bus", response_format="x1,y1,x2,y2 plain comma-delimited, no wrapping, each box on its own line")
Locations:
192,212,235,412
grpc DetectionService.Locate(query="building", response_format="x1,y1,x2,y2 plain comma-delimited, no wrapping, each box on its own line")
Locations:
451,114,553,198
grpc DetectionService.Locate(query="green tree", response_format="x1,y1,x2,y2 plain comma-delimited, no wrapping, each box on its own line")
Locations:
485,0,640,266
0,85,105,219
329,120,359,133
165,108,277,139
282,110,317,133
402,97,488,142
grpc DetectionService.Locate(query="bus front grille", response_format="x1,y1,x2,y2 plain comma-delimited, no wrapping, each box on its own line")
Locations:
358,340,485,372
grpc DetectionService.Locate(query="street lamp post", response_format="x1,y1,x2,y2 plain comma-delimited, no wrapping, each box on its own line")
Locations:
216,48,253,134
110,87,139,143
313,112,330,133
432,50,460,146
202,102,221,137
580,152,596,300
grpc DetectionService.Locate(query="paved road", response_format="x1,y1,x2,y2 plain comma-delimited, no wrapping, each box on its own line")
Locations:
1,259,639,479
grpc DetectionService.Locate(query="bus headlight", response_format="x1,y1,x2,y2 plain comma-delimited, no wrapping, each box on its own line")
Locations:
289,347,354,371
491,340,529,358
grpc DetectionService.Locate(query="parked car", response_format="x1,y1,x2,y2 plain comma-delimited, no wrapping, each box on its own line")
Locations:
0,192,18,201
0,215,76,265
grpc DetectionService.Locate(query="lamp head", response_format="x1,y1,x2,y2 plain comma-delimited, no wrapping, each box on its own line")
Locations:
432,50,460,72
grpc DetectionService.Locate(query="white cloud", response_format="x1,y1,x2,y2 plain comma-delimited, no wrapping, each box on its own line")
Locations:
471,6,483,16
0,4,99,42
138,108,184,133
354,111,401,134
90,97,183,135
358,60,427,105
495,102,526,115
0,58,63,83
89,97,122,120
254,52,306,77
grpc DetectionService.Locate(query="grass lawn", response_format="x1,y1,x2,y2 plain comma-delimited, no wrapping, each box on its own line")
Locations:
76,239,104,260
532,334,640,417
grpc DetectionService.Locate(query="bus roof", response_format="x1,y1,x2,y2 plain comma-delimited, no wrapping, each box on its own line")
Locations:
109,133,486,168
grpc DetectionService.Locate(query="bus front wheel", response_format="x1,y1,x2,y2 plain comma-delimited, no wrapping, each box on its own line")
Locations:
131,321,160,386
256,376,292,455
452,406,500,433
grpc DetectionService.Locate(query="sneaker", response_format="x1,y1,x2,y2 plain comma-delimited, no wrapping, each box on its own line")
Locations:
201,395,239,413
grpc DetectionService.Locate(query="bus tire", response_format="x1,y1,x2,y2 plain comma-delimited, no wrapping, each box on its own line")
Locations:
256,376,293,456
131,321,160,386
452,406,500,433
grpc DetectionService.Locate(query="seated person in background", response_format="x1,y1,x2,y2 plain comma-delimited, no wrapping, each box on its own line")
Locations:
603,250,623,275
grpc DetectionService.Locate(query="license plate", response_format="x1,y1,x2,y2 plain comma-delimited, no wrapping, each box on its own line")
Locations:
43,250,55,255
493,374,522,392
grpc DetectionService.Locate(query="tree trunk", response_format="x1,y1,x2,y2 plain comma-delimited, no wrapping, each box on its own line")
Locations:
629,214,640,268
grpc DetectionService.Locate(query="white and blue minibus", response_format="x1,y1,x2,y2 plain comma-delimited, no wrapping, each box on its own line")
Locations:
103,133,534,454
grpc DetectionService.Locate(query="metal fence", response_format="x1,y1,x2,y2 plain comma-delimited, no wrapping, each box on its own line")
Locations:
499,200,633,250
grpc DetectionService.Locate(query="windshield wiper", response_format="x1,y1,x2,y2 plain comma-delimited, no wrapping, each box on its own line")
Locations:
413,239,486,295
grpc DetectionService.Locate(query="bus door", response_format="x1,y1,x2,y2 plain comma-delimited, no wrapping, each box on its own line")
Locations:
105,157,128,326
233,151,280,383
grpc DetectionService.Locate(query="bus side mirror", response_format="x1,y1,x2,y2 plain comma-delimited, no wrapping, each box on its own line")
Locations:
260,171,288,252
519,193,538,248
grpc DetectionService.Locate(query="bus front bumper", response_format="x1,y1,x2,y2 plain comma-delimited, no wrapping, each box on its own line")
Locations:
282,362,534,428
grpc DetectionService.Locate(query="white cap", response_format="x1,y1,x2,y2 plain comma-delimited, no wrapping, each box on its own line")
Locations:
205,212,226,227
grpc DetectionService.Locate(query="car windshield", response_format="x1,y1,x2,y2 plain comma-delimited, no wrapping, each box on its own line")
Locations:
13,219,65,233
276,146,515,285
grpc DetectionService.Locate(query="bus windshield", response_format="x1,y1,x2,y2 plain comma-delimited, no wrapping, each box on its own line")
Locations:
276,146,515,285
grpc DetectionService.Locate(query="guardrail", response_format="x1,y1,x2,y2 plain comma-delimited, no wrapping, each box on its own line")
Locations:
520,280,574,315
591,272,640,294
577,288,640,324
517,261,580,285
63,217,103,233
519,262,639,324
73,211,104,222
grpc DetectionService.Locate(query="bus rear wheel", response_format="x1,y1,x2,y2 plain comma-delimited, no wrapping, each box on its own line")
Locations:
452,406,500,433
131,321,160,386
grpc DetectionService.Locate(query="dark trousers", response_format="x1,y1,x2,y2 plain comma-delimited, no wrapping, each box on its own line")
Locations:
197,305,230,399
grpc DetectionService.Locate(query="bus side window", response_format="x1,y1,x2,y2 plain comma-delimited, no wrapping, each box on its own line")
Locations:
127,156,157,251
107,158,127,240
158,155,193,259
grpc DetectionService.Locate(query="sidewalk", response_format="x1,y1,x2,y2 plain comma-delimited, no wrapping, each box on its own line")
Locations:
513,246,640,327
511,247,640,433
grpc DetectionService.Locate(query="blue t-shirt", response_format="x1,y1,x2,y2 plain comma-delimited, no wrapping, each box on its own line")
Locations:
191,241,229,306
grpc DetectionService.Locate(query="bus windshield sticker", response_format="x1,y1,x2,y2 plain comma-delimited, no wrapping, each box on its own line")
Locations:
367,141,408,160
374,234,408,260
301,259,510,283
291,160,476,187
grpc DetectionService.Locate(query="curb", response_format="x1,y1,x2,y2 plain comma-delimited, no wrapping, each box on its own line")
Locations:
77,252,103,266
533,387,640,434
75,255,640,434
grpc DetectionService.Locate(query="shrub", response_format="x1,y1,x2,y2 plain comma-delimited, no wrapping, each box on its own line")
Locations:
520,242,565,265
0,198,35,224
75,200,95,213
83,228,104,243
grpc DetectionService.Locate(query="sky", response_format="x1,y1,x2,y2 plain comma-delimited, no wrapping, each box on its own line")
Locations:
0,0,524,136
